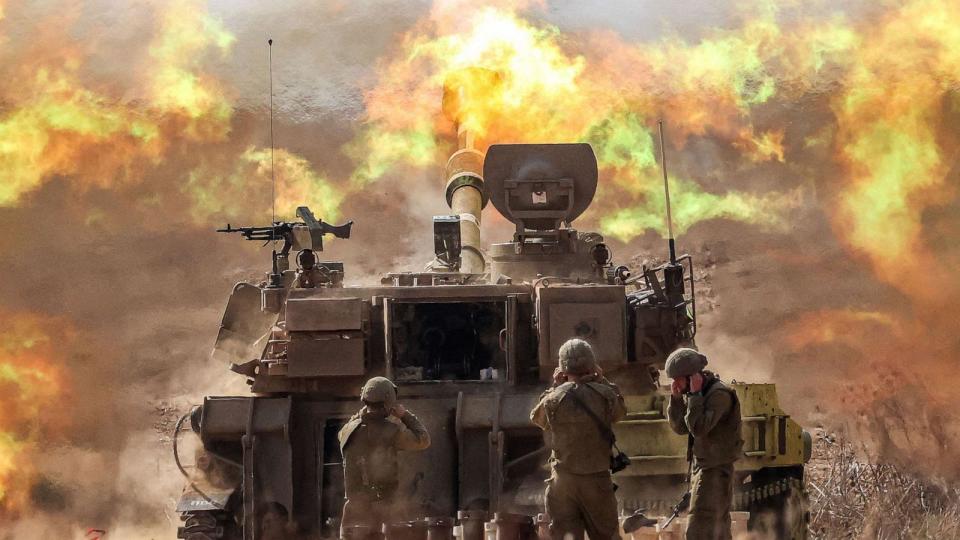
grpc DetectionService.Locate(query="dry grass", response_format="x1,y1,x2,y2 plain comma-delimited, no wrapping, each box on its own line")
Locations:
806,429,960,539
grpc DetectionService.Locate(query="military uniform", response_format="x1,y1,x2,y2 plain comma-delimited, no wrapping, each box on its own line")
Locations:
294,266,324,288
338,378,430,538
667,371,743,540
294,248,337,288
531,374,627,540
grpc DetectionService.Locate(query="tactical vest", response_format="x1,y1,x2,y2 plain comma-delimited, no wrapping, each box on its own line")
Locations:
691,378,743,468
339,411,402,500
544,382,618,475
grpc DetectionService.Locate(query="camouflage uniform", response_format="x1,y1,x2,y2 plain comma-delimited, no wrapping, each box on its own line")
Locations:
530,339,627,540
338,378,431,539
666,350,743,540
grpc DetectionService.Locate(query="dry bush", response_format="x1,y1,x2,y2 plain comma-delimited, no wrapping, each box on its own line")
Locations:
806,430,960,539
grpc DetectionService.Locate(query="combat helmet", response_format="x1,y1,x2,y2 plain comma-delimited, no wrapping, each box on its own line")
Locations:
297,249,317,269
361,376,398,409
558,338,597,374
664,348,707,378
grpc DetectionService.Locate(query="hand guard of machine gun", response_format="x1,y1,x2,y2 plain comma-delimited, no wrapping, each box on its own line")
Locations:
661,491,691,530
217,206,352,257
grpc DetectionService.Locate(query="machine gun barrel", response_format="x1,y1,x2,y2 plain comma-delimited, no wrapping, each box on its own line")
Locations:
217,223,292,241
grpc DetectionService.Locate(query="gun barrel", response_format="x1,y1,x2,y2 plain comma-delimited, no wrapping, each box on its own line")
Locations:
441,68,501,275
217,224,287,235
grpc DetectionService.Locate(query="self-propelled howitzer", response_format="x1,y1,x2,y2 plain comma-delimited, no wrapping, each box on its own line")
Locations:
174,144,810,540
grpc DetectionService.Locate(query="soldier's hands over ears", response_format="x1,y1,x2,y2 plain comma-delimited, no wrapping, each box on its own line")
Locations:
688,373,704,394
392,404,407,418
552,367,567,386
671,377,687,396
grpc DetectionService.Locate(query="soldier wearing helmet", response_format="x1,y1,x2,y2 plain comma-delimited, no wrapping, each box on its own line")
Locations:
338,376,431,539
530,338,627,540
665,348,743,540
294,249,326,288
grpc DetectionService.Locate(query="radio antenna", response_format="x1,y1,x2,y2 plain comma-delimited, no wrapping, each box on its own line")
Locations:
268,38,276,245
658,120,677,264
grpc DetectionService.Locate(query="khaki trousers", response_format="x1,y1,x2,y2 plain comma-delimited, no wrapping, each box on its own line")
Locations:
686,463,734,540
340,495,398,540
545,471,621,540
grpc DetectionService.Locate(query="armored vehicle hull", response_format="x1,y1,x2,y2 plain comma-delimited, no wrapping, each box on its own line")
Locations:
178,278,809,540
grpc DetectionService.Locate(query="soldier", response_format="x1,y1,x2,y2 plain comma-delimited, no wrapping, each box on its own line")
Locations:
294,249,325,288
665,348,743,540
531,338,627,540
338,376,431,539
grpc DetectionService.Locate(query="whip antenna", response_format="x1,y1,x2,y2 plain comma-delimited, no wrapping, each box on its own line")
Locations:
268,38,276,245
658,120,677,263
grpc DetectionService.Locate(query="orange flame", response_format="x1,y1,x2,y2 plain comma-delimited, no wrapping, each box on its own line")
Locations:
784,309,897,351
352,0,958,260
0,0,334,226
0,0,233,208
187,147,344,223
0,310,69,515
351,2,866,237
830,0,960,303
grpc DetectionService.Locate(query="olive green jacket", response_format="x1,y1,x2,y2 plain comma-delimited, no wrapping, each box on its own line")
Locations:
667,373,743,469
530,376,627,475
338,407,430,499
